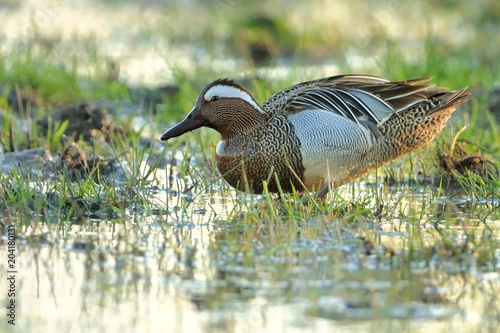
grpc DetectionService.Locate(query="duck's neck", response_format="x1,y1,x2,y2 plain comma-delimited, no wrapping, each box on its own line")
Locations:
218,108,268,140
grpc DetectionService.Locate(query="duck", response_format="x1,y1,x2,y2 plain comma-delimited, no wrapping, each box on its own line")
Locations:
160,74,469,198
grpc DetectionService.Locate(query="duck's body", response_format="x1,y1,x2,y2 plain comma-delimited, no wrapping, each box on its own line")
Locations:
161,75,469,196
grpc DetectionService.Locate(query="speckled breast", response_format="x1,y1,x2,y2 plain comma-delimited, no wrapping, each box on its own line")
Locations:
216,116,304,193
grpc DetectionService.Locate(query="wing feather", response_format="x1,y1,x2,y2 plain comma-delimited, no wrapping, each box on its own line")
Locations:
262,74,451,127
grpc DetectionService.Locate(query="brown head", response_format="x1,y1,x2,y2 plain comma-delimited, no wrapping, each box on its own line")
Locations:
160,79,267,141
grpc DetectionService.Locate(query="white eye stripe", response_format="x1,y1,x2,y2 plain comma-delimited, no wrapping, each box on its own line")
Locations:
203,85,265,113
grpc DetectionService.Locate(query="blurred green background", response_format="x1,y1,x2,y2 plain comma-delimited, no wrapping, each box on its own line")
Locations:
0,0,498,97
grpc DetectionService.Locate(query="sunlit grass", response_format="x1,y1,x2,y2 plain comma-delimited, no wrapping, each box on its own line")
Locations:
0,43,129,109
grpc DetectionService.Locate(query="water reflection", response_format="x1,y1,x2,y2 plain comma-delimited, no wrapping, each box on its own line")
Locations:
3,184,497,333
0,151,497,332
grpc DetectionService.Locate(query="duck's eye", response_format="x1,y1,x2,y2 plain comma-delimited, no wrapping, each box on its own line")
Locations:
211,96,220,101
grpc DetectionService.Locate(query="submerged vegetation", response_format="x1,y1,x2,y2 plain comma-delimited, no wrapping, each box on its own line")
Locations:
0,0,499,332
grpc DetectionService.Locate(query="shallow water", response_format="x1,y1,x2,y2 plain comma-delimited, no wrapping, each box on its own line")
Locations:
1,173,498,333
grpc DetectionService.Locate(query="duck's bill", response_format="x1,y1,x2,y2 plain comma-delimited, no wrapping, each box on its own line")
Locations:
160,109,204,141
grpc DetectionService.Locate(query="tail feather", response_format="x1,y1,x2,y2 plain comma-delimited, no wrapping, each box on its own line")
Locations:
430,88,470,114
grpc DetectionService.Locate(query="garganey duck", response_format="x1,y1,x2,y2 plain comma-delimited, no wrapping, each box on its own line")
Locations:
160,75,469,198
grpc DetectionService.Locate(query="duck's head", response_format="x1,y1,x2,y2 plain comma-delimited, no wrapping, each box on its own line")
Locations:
160,79,265,141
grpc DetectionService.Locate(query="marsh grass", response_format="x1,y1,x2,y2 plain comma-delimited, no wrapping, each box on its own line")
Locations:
0,42,129,110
